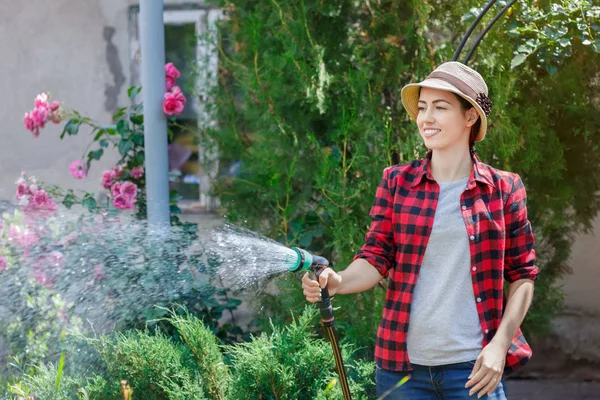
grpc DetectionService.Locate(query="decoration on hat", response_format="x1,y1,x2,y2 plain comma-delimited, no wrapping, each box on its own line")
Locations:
475,93,492,116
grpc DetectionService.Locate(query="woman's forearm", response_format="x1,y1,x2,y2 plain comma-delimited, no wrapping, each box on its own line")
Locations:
491,279,535,351
337,258,384,294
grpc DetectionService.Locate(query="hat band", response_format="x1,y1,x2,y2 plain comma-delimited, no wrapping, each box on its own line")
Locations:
426,71,478,99
425,71,492,116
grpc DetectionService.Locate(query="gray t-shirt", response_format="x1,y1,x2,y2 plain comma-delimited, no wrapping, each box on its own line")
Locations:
406,177,483,366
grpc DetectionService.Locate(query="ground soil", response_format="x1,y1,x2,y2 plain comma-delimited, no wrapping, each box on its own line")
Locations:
506,379,600,399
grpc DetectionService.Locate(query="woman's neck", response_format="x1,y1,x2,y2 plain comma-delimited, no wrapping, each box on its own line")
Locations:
430,147,473,183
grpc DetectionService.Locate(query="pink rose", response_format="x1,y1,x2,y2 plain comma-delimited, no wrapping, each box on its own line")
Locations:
0,256,7,273
9,226,39,249
130,166,144,179
171,86,186,104
166,76,176,91
21,230,40,248
163,96,184,115
113,194,133,210
16,182,32,200
165,62,181,80
111,182,123,197
31,106,48,128
32,189,49,207
120,181,138,200
101,169,116,189
163,86,186,115
34,93,49,109
24,113,35,131
48,101,62,123
69,160,88,179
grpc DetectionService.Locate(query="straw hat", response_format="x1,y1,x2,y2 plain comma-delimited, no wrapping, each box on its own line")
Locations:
401,61,492,142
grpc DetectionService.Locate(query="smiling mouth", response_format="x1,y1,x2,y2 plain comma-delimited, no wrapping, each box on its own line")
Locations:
423,129,440,138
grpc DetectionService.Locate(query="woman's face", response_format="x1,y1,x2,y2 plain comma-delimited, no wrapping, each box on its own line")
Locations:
416,87,477,152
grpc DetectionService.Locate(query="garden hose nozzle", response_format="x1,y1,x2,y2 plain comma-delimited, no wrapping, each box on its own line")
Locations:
288,247,334,324
287,247,329,273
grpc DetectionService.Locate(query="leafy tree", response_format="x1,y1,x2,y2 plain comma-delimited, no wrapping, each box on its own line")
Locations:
203,0,600,358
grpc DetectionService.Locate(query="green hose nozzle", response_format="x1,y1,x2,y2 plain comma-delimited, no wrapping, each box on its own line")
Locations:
287,247,329,272
287,247,333,322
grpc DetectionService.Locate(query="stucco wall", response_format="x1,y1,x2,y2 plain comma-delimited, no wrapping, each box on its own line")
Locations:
562,216,600,312
0,0,125,201
0,0,206,203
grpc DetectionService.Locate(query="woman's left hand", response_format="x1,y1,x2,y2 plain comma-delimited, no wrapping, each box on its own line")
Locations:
465,341,507,398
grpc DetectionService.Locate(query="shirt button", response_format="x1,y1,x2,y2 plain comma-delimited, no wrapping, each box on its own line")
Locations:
462,205,467,210
485,329,489,334
470,235,475,241
472,266,477,271
477,297,482,303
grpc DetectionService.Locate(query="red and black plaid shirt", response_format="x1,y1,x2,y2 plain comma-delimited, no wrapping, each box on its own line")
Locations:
355,151,539,374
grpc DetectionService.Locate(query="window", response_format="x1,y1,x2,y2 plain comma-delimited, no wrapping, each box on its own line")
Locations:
129,5,222,210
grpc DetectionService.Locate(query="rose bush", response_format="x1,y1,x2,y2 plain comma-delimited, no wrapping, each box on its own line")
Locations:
0,63,245,385
22,63,187,217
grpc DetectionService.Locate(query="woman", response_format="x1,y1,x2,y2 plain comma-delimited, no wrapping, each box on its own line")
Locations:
302,62,538,399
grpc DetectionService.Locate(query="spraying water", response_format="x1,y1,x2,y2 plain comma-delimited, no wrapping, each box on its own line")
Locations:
0,203,312,377
0,207,223,373
205,223,302,291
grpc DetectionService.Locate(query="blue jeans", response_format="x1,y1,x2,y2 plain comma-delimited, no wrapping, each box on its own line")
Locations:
376,361,508,399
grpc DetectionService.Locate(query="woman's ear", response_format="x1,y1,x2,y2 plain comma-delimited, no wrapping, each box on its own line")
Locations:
466,109,478,127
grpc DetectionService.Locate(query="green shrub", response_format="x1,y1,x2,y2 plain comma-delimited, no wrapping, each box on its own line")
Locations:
226,306,373,399
6,362,108,400
7,307,372,399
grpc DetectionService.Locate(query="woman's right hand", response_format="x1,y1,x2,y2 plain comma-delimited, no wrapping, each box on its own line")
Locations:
302,267,342,303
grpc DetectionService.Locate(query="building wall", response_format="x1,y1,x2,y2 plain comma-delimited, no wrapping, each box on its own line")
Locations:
562,216,600,312
0,0,206,203
527,215,600,379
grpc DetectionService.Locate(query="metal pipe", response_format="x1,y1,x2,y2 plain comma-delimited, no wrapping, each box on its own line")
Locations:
463,0,518,64
140,0,170,229
452,0,498,62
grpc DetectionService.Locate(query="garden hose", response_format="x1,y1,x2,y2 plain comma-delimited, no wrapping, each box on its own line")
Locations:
289,247,352,400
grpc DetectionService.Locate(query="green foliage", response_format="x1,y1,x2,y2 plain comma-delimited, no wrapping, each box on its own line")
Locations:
168,308,230,400
89,329,208,399
205,0,600,357
226,306,373,399
55,88,147,216
7,307,373,399
6,362,106,400
507,1,600,73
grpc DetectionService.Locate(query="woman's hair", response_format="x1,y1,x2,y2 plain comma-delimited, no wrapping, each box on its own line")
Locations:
452,93,481,152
